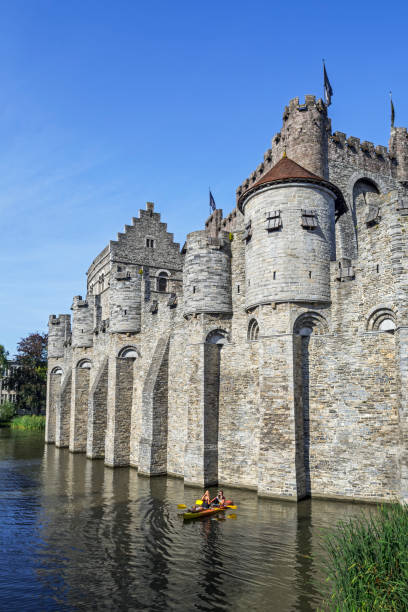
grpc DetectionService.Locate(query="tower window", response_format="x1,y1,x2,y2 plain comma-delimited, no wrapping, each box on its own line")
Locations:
309,271,312,279
273,271,276,280
376,264,380,273
193,286,196,294
157,271,169,292
237,284,240,294
146,238,155,248
301,210,317,229
248,318,259,341
265,210,282,231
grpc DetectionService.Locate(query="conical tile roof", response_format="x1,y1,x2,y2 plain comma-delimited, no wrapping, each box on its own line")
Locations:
238,155,347,217
253,156,323,187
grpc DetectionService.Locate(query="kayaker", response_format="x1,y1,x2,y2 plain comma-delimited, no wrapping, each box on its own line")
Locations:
211,490,226,507
201,490,211,509
189,490,211,513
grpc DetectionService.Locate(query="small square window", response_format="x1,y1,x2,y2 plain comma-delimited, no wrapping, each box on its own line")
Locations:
265,211,282,231
146,238,155,248
301,210,317,229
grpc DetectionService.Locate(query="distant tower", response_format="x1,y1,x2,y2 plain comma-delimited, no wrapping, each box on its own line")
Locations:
109,272,141,333
48,314,71,358
389,127,408,182
238,156,345,309
71,296,95,348
183,230,232,316
272,96,330,179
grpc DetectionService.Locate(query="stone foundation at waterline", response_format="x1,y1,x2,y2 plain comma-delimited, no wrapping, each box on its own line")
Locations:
46,94,408,503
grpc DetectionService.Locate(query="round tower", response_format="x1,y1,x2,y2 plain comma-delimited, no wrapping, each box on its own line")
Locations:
238,156,345,309
71,295,94,348
109,272,141,333
48,314,71,358
183,230,232,316
273,96,330,179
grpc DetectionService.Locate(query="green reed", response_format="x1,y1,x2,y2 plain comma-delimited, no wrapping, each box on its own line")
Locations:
319,502,408,610
10,415,45,431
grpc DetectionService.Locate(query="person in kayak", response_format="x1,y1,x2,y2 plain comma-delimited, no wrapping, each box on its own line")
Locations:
189,490,211,513
211,490,226,507
201,490,211,509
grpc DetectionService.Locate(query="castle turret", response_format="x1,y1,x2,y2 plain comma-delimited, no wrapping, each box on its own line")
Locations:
109,272,141,333
272,96,330,179
389,127,408,182
48,314,71,358
238,156,344,309
71,295,94,348
183,230,232,316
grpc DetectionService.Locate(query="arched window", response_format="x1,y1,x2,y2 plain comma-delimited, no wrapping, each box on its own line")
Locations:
77,359,91,369
248,318,259,341
206,329,228,345
293,312,329,336
51,366,63,375
366,307,396,332
157,271,169,293
118,346,139,359
353,178,379,202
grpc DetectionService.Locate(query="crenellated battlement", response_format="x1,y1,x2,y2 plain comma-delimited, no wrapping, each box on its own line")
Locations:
236,96,408,204
48,314,71,358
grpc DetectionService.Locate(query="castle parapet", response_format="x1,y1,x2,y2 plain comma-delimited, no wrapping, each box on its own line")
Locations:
48,314,71,358
183,230,232,316
109,272,141,334
71,295,94,348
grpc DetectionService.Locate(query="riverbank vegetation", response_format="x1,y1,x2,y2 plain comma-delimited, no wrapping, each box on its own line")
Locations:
0,400,15,423
320,502,408,610
10,415,45,431
2,332,47,415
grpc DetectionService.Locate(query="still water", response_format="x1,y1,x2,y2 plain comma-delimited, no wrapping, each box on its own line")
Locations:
0,429,370,611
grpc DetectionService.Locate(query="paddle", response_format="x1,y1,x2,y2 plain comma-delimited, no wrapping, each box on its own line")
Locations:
177,504,187,509
195,499,237,509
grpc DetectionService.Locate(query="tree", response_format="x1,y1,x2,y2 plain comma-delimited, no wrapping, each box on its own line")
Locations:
5,332,48,415
0,345,8,376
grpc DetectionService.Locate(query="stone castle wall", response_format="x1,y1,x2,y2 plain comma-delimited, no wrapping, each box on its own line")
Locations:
45,95,408,503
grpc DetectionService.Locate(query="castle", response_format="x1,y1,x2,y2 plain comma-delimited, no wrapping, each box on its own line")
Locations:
46,94,408,503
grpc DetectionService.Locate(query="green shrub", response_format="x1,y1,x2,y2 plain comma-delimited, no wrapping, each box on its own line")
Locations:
0,401,15,422
10,415,45,431
320,503,408,610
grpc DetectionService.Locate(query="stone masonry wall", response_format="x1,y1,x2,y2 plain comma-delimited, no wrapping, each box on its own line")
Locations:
87,357,109,459
55,370,72,448
46,94,408,503
69,365,90,453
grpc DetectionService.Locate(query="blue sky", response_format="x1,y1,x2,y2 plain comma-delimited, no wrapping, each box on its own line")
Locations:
0,0,407,355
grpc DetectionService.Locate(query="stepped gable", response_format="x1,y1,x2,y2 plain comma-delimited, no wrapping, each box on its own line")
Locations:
238,155,347,217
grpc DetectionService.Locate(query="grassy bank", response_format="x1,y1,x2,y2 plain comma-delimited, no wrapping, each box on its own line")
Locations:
10,415,45,431
320,502,408,610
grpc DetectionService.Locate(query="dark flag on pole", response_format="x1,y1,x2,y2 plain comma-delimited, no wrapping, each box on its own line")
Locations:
390,92,395,128
209,190,216,212
323,60,333,106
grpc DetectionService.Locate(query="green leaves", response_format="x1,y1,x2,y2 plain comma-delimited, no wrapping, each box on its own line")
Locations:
5,332,48,415
319,503,408,610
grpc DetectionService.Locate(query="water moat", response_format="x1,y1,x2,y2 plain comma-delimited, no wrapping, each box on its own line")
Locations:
0,428,371,611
